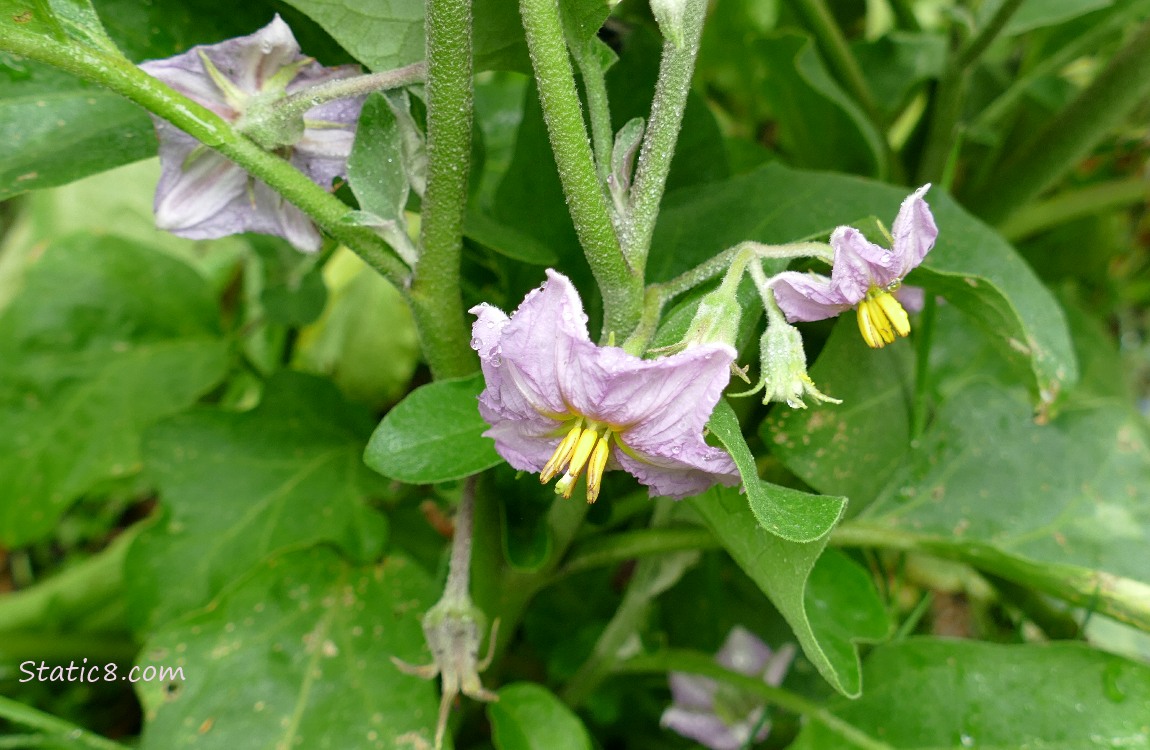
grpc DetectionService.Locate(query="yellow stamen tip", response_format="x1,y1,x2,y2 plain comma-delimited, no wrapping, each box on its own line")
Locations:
585,434,611,504
541,424,582,483
857,292,910,349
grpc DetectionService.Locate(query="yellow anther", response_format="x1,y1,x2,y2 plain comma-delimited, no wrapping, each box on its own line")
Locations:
565,428,600,482
540,424,582,483
857,291,909,349
875,292,910,338
585,433,611,504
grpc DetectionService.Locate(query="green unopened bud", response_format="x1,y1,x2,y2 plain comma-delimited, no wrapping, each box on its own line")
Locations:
736,323,840,409
681,287,742,349
650,0,687,45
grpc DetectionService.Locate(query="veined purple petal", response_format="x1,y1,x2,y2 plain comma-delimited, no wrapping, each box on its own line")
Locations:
614,440,739,500
221,15,302,95
593,343,735,444
481,420,563,474
153,126,248,234
661,707,751,750
251,182,322,252
891,184,937,276
830,226,900,294
895,284,926,313
772,271,852,323
497,270,594,418
668,672,718,710
715,626,772,675
139,59,234,118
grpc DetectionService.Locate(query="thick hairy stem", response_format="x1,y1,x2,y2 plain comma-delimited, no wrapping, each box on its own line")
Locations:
623,0,707,274
411,0,479,379
519,0,642,339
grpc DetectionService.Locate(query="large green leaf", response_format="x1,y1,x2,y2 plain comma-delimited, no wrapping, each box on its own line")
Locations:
775,307,1150,628
1002,0,1115,34
689,488,889,697
791,639,1150,749
488,683,594,750
650,164,1078,404
0,234,227,546
125,372,390,630
277,0,423,72
0,59,155,200
135,547,445,750
278,0,602,71
364,373,501,484
852,32,946,119
764,320,916,507
754,32,885,178
708,399,844,542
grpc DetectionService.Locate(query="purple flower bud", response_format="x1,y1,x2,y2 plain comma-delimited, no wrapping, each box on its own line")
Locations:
662,627,796,750
140,15,365,252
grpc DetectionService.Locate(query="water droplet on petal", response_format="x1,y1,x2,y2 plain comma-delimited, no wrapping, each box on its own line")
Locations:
470,337,481,349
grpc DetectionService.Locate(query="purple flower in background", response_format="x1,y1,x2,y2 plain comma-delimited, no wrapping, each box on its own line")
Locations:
140,15,365,252
470,270,740,503
772,185,938,348
661,628,796,750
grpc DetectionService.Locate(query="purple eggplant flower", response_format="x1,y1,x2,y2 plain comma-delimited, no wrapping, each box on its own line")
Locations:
772,185,938,348
140,15,365,252
469,270,740,503
662,627,796,750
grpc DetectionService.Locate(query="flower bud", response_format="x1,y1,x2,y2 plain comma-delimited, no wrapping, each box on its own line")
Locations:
753,322,840,409
681,286,742,350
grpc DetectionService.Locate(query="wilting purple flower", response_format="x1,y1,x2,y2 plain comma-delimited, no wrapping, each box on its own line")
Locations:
140,16,365,252
662,627,796,750
470,270,740,503
772,184,938,348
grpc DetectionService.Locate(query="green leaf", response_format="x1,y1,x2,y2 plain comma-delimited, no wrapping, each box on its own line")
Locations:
1002,0,1115,35
651,164,1078,405
464,209,558,265
135,547,445,750
765,321,916,507
125,372,390,630
364,373,501,484
489,683,594,750
753,32,885,178
791,639,1150,749
689,488,888,697
348,91,410,223
852,32,946,119
708,399,844,542
871,381,1150,626
0,234,227,546
293,248,420,409
0,59,155,200
277,0,424,72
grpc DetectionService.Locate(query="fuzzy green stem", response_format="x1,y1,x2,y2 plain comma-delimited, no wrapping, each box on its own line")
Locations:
0,696,129,750
278,63,426,121
519,0,641,339
572,46,615,187
411,0,479,379
0,25,410,286
623,0,707,274
916,0,1026,184
624,241,832,352
970,20,1150,225
444,477,478,602
783,0,880,122
832,520,1150,631
616,651,894,750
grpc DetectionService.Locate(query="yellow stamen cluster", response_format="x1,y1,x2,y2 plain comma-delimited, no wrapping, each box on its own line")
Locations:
540,421,612,503
857,290,910,349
